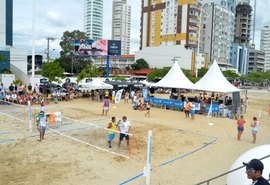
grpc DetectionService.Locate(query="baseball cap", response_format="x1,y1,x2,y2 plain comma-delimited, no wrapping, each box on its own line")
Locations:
243,159,264,172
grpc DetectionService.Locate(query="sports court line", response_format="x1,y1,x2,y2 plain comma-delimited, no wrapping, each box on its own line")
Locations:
118,134,217,185
0,139,16,144
0,100,25,107
49,127,130,159
0,132,13,135
0,111,25,122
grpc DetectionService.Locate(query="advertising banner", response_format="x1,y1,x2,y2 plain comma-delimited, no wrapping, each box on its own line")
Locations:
74,39,108,56
74,39,121,56
108,40,121,56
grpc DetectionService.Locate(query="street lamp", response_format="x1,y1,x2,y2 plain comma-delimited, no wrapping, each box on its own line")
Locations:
171,56,181,63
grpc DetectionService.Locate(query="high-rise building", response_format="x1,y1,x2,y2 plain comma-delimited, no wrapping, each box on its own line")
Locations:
260,25,270,71
235,2,252,45
84,0,103,40
0,0,13,47
199,0,237,12
0,0,13,72
112,0,131,55
140,0,200,50
200,4,235,68
248,47,265,72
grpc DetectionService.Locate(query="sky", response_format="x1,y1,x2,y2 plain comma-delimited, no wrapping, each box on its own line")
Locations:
13,0,270,58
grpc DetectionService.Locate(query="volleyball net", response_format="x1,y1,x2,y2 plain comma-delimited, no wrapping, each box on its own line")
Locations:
0,100,28,122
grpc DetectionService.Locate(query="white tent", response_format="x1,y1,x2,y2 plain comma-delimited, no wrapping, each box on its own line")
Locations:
79,78,113,90
153,61,194,89
191,60,240,93
141,80,155,87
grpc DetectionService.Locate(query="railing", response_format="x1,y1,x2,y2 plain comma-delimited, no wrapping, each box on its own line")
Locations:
195,155,270,185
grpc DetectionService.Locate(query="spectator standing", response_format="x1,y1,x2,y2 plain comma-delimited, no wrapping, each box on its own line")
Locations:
236,115,246,141
250,117,259,143
243,159,270,185
102,97,109,116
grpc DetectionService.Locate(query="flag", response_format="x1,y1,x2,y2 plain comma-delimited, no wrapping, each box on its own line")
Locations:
115,89,124,104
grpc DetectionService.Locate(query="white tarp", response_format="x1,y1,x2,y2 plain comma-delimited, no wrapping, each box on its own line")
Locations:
80,79,113,90
153,61,194,89
191,60,240,93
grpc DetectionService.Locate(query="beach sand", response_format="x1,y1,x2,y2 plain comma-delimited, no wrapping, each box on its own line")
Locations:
0,90,269,185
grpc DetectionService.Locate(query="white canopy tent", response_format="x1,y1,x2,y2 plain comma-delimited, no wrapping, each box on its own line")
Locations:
191,60,240,93
153,61,194,89
79,78,113,90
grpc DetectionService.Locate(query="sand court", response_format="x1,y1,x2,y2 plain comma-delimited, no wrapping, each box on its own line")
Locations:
0,90,270,185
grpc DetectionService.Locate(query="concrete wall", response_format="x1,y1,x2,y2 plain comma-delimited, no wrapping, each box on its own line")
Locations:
135,45,195,69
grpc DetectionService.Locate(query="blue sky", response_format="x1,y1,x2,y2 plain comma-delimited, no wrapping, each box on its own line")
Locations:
13,0,270,58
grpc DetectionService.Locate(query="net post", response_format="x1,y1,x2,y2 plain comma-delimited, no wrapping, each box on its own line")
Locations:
146,130,152,185
28,100,32,133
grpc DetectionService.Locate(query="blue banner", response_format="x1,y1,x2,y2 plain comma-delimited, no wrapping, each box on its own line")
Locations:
205,104,220,113
108,40,121,56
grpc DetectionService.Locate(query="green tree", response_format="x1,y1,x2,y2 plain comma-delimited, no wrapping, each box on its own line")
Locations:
0,55,6,61
222,70,239,79
76,64,103,83
131,58,149,70
246,71,270,82
41,61,65,83
147,67,170,81
58,30,93,74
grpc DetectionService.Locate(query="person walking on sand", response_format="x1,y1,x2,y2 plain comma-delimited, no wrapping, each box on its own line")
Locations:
107,116,117,148
236,115,245,141
184,100,191,118
102,97,109,116
38,111,47,142
251,117,259,144
145,101,150,117
118,116,131,149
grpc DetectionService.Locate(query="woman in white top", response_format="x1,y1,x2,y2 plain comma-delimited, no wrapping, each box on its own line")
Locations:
251,117,259,143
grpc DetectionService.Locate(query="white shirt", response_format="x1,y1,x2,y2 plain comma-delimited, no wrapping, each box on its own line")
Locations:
40,116,47,127
252,121,259,131
118,120,131,134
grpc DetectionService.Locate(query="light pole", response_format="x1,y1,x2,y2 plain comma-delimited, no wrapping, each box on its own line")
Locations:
171,56,181,64
46,37,55,62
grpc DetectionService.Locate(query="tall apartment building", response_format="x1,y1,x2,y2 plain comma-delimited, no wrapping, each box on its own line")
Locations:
199,0,237,12
200,4,235,68
112,0,131,55
260,26,270,72
84,0,103,40
235,2,252,45
0,0,13,47
140,0,200,50
0,0,13,72
248,48,265,72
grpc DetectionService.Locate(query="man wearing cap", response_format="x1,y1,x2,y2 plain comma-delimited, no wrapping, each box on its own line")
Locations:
243,159,270,185
38,111,47,142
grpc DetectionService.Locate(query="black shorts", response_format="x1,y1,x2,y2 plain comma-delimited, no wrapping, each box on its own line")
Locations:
147,108,150,110
119,133,129,141
185,110,190,114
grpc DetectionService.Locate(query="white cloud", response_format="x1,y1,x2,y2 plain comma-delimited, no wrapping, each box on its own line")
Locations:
12,0,269,56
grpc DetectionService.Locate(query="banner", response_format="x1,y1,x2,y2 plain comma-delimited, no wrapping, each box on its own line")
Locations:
108,40,121,56
115,89,124,104
74,39,121,56
74,39,108,56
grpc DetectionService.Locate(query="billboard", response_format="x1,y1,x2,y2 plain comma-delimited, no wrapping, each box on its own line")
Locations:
74,39,121,56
